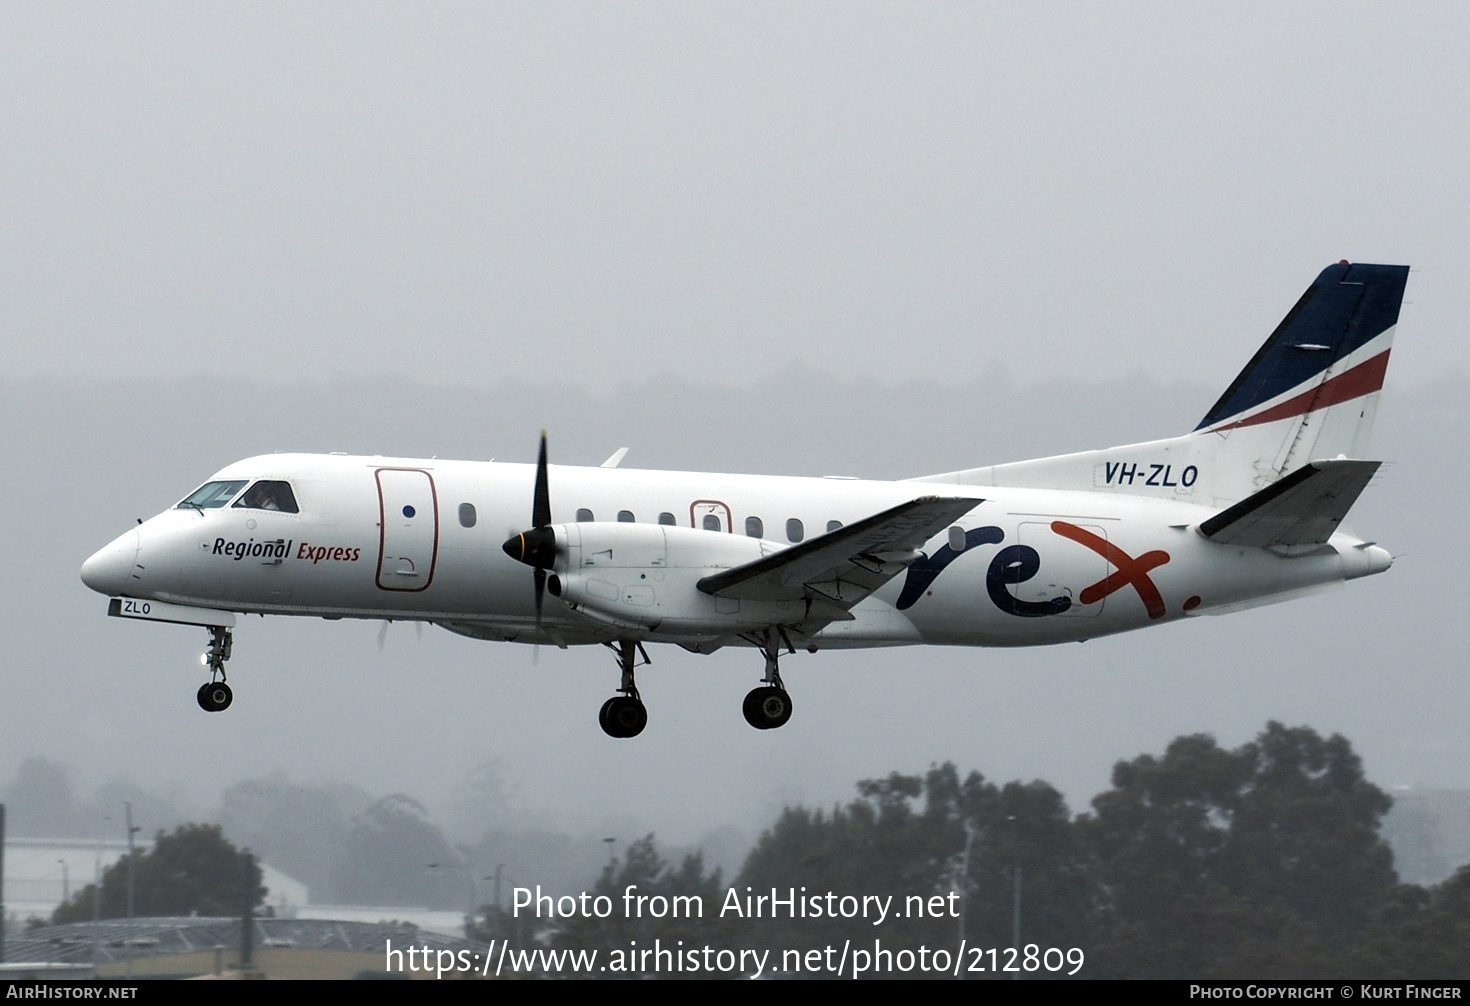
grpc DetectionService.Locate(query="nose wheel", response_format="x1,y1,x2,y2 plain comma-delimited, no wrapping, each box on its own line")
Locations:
197,625,234,713
599,640,649,738
197,681,233,712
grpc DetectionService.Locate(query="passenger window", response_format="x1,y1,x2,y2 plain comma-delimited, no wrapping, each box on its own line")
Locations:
658,512,676,526
231,481,300,514
178,480,248,510
786,518,804,542
459,503,477,528
617,510,635,522
576,508,594,522
745,516,764,538
827,520,842,533
703,514,722,532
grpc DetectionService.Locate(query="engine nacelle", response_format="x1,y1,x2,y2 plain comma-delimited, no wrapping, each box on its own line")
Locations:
545,522,807,635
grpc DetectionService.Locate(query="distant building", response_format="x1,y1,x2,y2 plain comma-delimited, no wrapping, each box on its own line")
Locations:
1,837,132,924
0,837,309,927
6,917,485,980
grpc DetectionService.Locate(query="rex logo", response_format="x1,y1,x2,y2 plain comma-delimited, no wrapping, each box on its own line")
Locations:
896,522,1170,620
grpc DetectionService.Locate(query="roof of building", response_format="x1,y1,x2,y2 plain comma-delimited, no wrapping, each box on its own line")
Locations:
6,916,482,964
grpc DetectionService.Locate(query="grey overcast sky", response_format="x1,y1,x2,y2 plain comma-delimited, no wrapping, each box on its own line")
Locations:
4,5,1469,861
2,3,1468,390
4,372,1464,851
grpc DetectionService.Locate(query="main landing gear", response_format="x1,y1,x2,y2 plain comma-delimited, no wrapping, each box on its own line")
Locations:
742,629,794,731
599,640,649,738
196,625,233,713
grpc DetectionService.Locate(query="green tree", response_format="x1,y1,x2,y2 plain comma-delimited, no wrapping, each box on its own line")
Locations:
1220,723,1396,941
52,824,264,923
737,763,1088,975
1354,866,1470,978
1080,722,1397,977
218,771,372,903
547,834,728,977
331,794,461,907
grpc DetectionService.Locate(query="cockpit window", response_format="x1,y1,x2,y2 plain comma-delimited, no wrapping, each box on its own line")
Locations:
177,480,248,510
231,480,300,513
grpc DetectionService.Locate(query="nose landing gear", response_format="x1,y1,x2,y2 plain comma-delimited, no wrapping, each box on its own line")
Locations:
742,629,794,730
599,640,649,738
196,626,234,712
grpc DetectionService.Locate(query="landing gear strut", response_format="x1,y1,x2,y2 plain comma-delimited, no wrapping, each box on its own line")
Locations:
742,629,794,730
196,625,233,713
599,640,649,738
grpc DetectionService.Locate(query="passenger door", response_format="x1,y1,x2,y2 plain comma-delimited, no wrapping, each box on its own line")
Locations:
376,468,439,591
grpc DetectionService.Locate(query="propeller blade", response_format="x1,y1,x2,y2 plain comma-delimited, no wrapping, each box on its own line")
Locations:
503,432,558,567
534,567,546,628
533,567,546,666
533,430,551,529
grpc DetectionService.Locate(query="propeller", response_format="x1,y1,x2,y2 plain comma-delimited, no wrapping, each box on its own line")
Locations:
502,431,558,638
376,619,424,651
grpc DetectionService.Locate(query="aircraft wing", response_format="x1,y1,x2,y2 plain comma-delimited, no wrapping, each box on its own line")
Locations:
697,496,982,612
1199,459,1380,548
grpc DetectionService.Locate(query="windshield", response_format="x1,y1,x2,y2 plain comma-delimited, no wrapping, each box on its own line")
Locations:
177,480,248,510
231,480,300,514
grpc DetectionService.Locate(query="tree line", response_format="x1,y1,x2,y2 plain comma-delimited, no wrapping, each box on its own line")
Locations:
473,722,1470,978
36,722,1470,977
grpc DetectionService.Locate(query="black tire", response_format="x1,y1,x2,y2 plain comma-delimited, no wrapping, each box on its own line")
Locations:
742,687,771,729
743,686,792,729
601,696,647,738
197,681,233,713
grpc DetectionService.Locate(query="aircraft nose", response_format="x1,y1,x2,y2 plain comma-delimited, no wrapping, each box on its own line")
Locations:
81,529,140,596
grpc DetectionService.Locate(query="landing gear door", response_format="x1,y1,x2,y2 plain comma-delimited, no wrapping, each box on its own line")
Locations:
376,468,439,592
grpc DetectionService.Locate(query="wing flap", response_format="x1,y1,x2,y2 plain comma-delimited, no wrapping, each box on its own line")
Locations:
697,496,982,603
1198,459,1380,548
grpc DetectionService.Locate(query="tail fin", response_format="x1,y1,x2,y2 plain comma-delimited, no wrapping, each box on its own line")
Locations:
1194,261,1408,472
911,262,1408,507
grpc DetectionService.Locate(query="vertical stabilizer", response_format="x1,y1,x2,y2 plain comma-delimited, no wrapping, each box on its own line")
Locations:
1194,262,1407,476
912,262,1408,506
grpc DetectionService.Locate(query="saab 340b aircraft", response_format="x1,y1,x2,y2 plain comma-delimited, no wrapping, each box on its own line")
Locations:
81,262,1405,737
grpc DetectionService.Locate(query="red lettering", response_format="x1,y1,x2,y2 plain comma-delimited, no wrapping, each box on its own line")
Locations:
1051,521,1170,620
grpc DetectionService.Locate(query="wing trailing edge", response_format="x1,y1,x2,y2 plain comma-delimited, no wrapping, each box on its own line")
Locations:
697,496,982,607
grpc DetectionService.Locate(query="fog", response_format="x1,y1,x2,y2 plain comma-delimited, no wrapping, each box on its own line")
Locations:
1,370,1463,859
2,4,1469,871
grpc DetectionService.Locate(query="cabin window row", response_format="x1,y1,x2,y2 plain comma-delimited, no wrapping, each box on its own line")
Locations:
563,509,842,542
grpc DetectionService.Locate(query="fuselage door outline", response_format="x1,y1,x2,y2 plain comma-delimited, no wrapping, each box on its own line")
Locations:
689,500,733,533
1018,521,1108,617
375,468,439,592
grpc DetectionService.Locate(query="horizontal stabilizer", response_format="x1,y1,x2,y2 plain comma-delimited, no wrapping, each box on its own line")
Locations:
698,495,981,606
1198,460,1380,548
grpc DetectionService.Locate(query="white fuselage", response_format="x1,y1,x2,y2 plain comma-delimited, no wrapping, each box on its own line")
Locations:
81,452,1391,652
